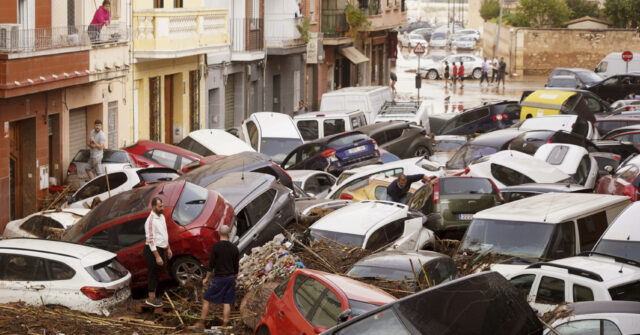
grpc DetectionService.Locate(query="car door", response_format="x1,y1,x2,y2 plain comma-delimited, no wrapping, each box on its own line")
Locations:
381,127,411,156
530,274,569,314
591,76,618,100
43,258,80,309
0,253,51,306
236,189,278,254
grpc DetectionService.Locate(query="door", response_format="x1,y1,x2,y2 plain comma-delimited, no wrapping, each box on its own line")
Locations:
9,123,21,220
68,108,87,159
273,75,281,113
108,101,117,149
164,75,174,144
224,74,234,128
0,253,51,306
208,88,220,128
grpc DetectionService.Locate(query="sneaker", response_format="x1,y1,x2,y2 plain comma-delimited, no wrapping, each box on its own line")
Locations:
145,298,163,307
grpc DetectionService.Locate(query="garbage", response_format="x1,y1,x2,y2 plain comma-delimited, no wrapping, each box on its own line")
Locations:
237,234,303,291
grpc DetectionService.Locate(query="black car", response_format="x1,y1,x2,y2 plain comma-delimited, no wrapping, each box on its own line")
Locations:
550,67,603,88
588,74,640,102
594,115,640,135
178,151,294,190
445,128,525,170
591,139,640,161
433,101,521,136
357,121,433,158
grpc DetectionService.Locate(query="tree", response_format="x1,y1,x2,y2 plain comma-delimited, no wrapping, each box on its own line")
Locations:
565,0,600,20
604,0,640,28
515,0,572,28
480,0,501,22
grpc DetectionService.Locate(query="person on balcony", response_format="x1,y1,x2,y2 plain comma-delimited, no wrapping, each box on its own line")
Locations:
89,0,111,44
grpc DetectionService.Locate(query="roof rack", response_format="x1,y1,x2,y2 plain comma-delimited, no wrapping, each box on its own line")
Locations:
526,262,603,282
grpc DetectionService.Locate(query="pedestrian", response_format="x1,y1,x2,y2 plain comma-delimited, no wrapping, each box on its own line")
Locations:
496,57,507,89
295,1,303,18
295,100,308,116
458,62,465,88
86,119,106,180
452,63,458,87
480,58,490,86
443,61,450,87
143,197,173,308
490,57,498,84
390,71,398,94
89,1,111,44
386,173,433,204
189,225,239,331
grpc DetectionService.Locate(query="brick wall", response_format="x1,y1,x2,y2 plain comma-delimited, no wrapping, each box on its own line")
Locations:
0,1,17,23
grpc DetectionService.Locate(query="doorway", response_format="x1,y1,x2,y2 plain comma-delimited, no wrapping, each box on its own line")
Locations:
48,114,61,186
9,118,36,220
272,75,280,113
164,75,174,144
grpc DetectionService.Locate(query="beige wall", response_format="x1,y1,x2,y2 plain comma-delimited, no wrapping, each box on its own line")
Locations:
467,0,483,31
481,22,512,60
568,21,609,29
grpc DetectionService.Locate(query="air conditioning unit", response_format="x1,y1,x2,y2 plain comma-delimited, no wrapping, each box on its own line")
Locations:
0,24,20,52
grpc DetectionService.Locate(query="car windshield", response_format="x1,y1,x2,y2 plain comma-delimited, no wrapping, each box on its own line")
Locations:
446,144,498,169
309,228,364,248
347,265,414,281
461,219,556,260
336,172,356,186
86,258,129,283
594,240,640,264
102,150,130,163
435,139,466,152
548,78,576,88
348,300,383,317
328,133,369,147
440,178,495,194
172,182,209,226
576,71,603,84
260,138,303,164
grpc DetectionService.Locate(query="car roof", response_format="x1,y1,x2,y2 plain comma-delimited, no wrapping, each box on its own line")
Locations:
133,140,203,159
357,121,408,134
249,112,300,139
299,269,396,305
204,172,274,209
187,129,255,155
323,86,390,94
600,202,640,242
474,193,629,223
569,301,640,316
500,183,590,193
534,143,589,171
469,128,524,147
0,238,116,267
180,151,271,185
311,201,408,236
473,150,570,183
352,250,450,273
550,255,640,284
294,110,364,119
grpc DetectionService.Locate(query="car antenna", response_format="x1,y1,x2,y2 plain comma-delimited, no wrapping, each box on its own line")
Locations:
241,160,245,181
543,193,555,223
620,234,632,273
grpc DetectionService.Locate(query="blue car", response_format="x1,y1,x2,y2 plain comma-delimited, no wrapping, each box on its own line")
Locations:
281,131,381,175
433,101,521,136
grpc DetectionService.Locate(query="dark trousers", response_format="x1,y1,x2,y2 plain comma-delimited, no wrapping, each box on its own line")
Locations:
480,72,489,84
88,25,101,43
143,245,166,293
490,69,497,83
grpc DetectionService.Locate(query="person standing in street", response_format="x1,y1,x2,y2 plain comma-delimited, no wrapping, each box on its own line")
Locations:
458,62,465,89
190,225,239,331
89,1,111,44
390,71,398,95
496,57,507,89
451,63,458,87
387,173,433,203
86,119,106,180
144,197,172,307
490,57,499,84
480,58,490,87
443,61,450,87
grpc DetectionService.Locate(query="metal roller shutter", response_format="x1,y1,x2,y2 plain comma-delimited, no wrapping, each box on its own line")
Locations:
224,74,235,129
68,108,87,158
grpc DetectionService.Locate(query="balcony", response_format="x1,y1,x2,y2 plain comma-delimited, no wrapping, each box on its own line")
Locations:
322,11,350,39
265,18,305,52
358,0,407,31
133,8,229,59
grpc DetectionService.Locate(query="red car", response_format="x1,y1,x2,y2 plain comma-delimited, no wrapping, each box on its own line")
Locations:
255,269,396,335
62,180,234,288
596,154,640,201
181,155,227,174
123,140,203,172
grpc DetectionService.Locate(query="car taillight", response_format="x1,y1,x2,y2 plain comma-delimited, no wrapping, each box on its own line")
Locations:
547,138,554,144
433,180,440,204
623,184,638,201
67,163,76,176
320,149,337,158
271,161,292,180
612,155,621,161
488,179,504,203
625,106,634,111
340,193,354,200
462,167,471,175
81,287,115,300
133,181,149,188
492,114,509,121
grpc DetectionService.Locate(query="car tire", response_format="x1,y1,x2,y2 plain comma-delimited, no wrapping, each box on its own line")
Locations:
413,145,430,157
472,68,482,79
256,325,271,335
171,256,205,286
427,70,438,80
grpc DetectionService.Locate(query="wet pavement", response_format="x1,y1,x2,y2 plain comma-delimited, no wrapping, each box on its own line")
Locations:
393,48,547,114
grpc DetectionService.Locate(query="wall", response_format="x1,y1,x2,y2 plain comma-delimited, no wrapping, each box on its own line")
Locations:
35,0,51,28
265,53,304,116
0,1,17,23
481,22,512,61
467,0,483,31
567,21,609,30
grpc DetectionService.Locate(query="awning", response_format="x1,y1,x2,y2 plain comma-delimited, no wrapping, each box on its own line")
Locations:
339,46,369,64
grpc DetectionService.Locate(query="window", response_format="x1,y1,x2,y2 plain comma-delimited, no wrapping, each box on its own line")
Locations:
154,0,164,8
577,211,608,251
246,189,276,224
87,258,129,283
609,280,640,301
293,275,326,321
282,150,300,170
371,132,386,145
324,119,346,137
602,77,619,86
309,0,315,21
178,156,194,169
274,276,290,299
384,128,404,142
74,172,128,202
250,0,260,28
546,146,569,165
310,286,342,328
305,174,334,195
83,218,147,252
572,284,594,302
245,121,259,150
365,220,404,250
20,216,64,239
421,258,456,286
350,116,361,129
137,170,179,184
439,177,494,195
298,120,319,141
172,182,209,226
49,260,76,280
547,221,576,259
555,319,622,335
535,276,565,304
109,0,120,20
335,308,410,335
573,155,591,185
174,0,183,8
300,145,322,162
0,254,48,281
490,163,535,186
144,150,178,169
510,274,536,297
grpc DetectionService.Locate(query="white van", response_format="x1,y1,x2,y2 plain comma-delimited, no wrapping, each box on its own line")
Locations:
459,193,631,277
320,86,393,123
595,52,640,78
240,112,304,164
593,201,639,263
293,110,368,142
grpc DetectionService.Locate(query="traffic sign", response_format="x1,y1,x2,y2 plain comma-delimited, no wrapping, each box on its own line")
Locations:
413,43,426,55
622,51,633,62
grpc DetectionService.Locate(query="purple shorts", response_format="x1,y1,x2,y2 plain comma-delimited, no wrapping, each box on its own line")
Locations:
204,276,236,304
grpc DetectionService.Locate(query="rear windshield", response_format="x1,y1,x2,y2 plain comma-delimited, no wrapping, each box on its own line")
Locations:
446,144,498,169
71,150,129,163
609,281,640,301
328,133,369,147
177,137,214,156
309,229,364,248
137,169,180,183
594,240,640,264
336,172,356,186
172,182,209,226
260,138,303,164
348,265,413,281
86,258,129,283
440,178,495,195
576,71,603,84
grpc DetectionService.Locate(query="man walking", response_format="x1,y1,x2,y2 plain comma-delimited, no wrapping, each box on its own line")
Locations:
451,63,458,88
87,119,106,180
480,58,490,87
144,197,172,307
496,57,507,89
190,225,239,331
387,173,433,204
490,57,498,84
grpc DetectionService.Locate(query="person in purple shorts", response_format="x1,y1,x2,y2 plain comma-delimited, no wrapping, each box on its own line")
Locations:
189,225,239,331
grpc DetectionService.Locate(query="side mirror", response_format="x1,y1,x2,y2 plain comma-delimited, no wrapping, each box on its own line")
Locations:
604,165,614,174
314,326,329,334
337,309,352,323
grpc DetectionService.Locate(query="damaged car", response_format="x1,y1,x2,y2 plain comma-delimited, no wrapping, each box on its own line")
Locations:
3,208,89,239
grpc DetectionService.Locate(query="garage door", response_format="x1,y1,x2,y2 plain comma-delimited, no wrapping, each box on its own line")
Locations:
224,74,235,129
68,108,87,159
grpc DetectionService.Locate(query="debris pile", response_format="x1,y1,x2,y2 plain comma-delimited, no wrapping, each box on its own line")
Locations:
297,240,372,274
237,234,303,291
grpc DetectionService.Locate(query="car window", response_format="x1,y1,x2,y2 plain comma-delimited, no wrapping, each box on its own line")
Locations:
178,156,194,169
440,177,495,195
282,149,300,169
20,215,64,239
246,120,259,150
144,150,179,169
359,115,367,127
572,284,594,302
609,280,640,301
74,172,128,202
310,285,342,328
246,189,276,224
371,132,386,144
137,170,179,183
546,146,570,165
555,319,622,335
421,258,456,286
293,274,327,322
365,219,404,251
0,254,48,281
177,137,214,156
86,258,129,283
305,174,335,195
102,150,131,163
547,221,576,259
324,119,346,137
535,276,565,304
172,182,209,226
334,308,411,335
385,128,404,142
510,274,536,297
83,218,147,252
573,155,591,185
615,164,639,182
577,212,608,252
586,97,604,113
298,120,319,141
274,276,290,299
602,77,619,86
490,163,535,186
49,260,76,280
300,145,323,162
350,116,361,129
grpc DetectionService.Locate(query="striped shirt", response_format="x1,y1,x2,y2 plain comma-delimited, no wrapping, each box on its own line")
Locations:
145,211,169,251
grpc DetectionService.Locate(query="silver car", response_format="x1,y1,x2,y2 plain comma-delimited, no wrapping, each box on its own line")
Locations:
420,54,484,80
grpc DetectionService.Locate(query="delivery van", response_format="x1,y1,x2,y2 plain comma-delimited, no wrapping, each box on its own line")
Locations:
595,52,640,78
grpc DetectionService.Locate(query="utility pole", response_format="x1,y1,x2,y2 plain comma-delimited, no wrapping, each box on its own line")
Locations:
494,0,504,59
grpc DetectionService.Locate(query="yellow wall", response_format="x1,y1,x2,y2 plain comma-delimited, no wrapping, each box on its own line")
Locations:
134,0,207,10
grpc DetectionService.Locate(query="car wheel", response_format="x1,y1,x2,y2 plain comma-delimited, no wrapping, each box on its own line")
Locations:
256,325,271,335
472,68,482,79
413,145,430,157
427,70,438,80
171,256,205,286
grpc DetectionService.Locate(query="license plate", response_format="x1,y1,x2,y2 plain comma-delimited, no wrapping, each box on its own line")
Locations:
347,146,366,155
458,214,474,220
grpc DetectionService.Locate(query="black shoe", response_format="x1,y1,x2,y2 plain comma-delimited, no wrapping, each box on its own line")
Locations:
145,298,163,307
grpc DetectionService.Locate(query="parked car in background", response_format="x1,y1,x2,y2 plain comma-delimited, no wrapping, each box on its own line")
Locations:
357,121,433,158
177,129,255,156
0,239,131,315
429,135,467,166
240,112,304,164
65,167,179,209
180,151,294,191
453,35,476,50
610,99,640,111
587,73,640,102
516,114,598,140
66,149,136,187
596,154,640,201
500,183,591,203
433,101,521,136
204,172,295,255
445,128,526,170
429,32,448,49
595,115,640,136
591,139,640,161
2,208,90,239
595,52,640,78
544,301,640,335
288,170,336,198
123,140,202,171
410,27,433,41
320,86,393,123
593,202,640,263
374,100,432,128
602,124,640,149
546,75,582,89
62,180,235,288
346,250,457,290
550,67,603,88
519,89,610,121
421,54,484,80
453,28,480,41
407,33,428,48
533,143,599,189
294,110,368,142
255,269,396,335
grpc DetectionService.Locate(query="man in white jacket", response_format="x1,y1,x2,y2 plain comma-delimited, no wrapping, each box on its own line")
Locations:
143,197,173,307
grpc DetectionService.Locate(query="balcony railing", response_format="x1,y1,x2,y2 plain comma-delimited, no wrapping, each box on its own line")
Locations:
0,24,129,53
230,18,263,52
322,11,349,38
265,18,304,48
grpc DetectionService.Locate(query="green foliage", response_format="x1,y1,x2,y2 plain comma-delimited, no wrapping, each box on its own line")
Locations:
480,0,501,21
604,0,640,28
345,3,371,42
565,0,600,20
515,0,572,27
296,17,311,43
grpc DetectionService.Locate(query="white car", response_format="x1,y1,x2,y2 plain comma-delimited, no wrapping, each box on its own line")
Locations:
408,34,428,49
533,143,599,189
0,238,131,315
288,170,337,199
593,202,640,263
420,54,484,80
506,255,640,314
325,156,445,199
453,29,480,41
453,36,476,50
66,149,136,187
463,150,572,189
308,200,436,251
177,129,255,156
240,112,304,164
64,167,179,209
516,114,599,140
545,301,640,335
3,208,90,239
429,34,448,48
